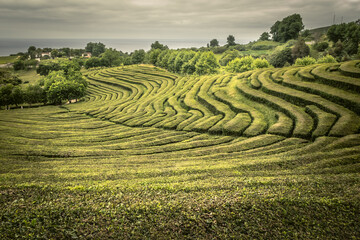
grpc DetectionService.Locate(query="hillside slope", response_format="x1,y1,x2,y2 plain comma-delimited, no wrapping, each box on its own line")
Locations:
0,61,360,239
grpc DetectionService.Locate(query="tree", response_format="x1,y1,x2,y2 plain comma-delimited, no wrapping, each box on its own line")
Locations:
131,49,146,64
147,49,162,65
259,32,270,41
25,84,45,106
0,84,14,109
251,58,270,69
44,70,86,104
157,50,172,68
226,56,254,73
27,46,36,59
173,51,186,73
195,52,220,75
0,69,22,85
268,48,293,67
301,29,311,38
10,86,24,107
209,39,219,47
13,60,26,71
100,48,123,67
51,49,59,58
85,42,106,57
151,41,168,50
227,35,236,46
219,50,241,66
270,14,304,42
291,38,310,60
167,51,179,72
313,42,329,52
85,57,102,69
182,52,201,74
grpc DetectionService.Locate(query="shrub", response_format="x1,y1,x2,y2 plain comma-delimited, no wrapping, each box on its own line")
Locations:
13,60,26,71
226,56,254,73
313,42,329,52
251,58,271,69
292,39,310,60
219,50,241,66
317,55,337,63
294,56,317,66
195,52,220,75
268,48,293,68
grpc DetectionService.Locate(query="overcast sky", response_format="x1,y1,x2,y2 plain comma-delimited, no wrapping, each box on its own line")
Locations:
0,0,359,43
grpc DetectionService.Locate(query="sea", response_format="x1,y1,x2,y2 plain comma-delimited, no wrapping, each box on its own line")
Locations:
0,38,212,56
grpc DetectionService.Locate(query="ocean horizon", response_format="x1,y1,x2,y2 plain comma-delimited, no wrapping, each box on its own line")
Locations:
0,38,208,56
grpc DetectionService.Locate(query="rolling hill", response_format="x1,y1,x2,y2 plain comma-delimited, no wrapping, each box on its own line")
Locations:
0,61,360,239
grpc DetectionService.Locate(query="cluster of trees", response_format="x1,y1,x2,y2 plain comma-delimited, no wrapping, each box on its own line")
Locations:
37,59,81,76
1,60,87,109
14,46,86,60
226,56,270,73
270,14,304,43
327,21,360,55
151,49,220,75
84,48,142,69
294,55,337,66
85,42,106,57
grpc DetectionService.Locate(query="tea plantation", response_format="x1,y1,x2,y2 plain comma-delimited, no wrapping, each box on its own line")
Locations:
1,61,360,239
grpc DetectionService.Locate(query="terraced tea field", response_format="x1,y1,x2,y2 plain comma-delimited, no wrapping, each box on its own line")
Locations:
1,61,360,239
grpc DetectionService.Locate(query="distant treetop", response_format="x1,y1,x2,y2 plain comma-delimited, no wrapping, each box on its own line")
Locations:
270,14,304,42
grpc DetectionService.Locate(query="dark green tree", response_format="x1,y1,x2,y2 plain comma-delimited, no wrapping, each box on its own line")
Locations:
101,48,123,67
0,84,14,109
268,48,293,67
227,35,236,46
27,46,36,59
259,32,270,41
85,57,102,69
10,86,24,107
147,49,162,65
151,41,168,50
131,49,146,64
327,21,360,55
85,42,106,57
270,14,304,42
291,38,310,60
13,60,26,71
25,84,45,106
209,39,219,47
181,52,201,74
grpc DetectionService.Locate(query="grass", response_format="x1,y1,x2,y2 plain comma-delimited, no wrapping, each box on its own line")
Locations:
1,61,360,239
0,56,18,64
16,69,42,86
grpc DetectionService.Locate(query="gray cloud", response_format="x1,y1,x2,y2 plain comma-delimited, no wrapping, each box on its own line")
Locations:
0,0,359,41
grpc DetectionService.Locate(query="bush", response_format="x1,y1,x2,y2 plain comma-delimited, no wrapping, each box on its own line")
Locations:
251,58,271,69
268,48,293,68
195,52,220,75
13,60,26,71
313,42,329,52
317,55,337,63
211,46,228,54
294,56,317,66
226,56,254,73
219,50,241,66
292,39,310,60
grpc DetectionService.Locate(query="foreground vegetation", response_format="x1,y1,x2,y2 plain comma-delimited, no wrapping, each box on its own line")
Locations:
1,60,360,239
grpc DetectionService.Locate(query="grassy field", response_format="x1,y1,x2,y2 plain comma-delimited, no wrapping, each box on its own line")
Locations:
1,61,360,239
16,69,42,86
0,56,18,64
